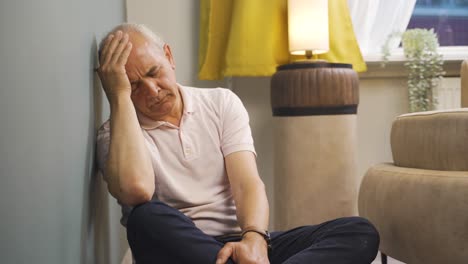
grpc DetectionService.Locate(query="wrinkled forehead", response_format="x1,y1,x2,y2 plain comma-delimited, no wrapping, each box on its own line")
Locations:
125,33,167,79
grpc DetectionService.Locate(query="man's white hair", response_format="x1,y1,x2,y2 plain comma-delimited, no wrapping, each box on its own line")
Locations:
98,23,165,56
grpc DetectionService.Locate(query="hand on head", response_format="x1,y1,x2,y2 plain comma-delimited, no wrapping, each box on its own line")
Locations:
97,30,133,100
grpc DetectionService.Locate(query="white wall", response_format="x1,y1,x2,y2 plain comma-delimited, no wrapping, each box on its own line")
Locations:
0,0,126,263
357,77,409,176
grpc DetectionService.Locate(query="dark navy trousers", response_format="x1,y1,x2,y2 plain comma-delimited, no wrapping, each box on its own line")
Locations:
126,201,379,264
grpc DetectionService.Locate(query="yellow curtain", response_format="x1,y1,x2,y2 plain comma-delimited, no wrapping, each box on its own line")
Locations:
198,0,366,80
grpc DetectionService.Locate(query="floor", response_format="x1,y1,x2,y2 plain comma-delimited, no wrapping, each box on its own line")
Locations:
371,252,406,264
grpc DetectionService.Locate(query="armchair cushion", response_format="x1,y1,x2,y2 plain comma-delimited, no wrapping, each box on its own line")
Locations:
359,163,468,263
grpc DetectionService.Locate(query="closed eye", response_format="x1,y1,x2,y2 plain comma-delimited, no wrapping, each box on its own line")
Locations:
147,66,160,77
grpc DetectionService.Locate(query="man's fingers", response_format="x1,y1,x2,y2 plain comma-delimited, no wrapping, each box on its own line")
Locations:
101,31,123,66
100,34,116,66
111,33,129,65
99,34,114,62
117,42,133,65
216,244,233,264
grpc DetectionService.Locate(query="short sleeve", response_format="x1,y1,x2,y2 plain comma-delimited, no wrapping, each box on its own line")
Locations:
96,120,111,180
220,90,256,157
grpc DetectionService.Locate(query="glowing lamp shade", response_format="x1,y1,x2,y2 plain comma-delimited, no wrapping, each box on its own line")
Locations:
288,0,329,56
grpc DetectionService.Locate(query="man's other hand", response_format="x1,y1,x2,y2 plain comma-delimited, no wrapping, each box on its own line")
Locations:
216,233,270,264
97,30,133,100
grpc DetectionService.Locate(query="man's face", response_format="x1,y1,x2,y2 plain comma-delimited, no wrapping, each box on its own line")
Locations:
125,32,180,121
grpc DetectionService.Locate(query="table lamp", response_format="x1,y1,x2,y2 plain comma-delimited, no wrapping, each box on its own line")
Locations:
288,0,329,60
272,0,360,230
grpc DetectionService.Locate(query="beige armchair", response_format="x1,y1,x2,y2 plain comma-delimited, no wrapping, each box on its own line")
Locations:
358,60,468,264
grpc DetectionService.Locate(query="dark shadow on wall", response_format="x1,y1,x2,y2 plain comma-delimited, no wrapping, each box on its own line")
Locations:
80,36,111,264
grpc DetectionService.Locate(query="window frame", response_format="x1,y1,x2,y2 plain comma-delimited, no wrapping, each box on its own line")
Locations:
364,46,468,63
361,46,466,79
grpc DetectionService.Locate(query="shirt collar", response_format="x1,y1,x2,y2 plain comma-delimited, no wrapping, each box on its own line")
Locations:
178,84,195,115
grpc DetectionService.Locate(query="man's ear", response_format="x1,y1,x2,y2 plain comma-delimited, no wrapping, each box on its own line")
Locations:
164,44,176,70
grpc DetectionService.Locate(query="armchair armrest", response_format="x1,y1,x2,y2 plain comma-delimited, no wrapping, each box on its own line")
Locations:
391,109,468,171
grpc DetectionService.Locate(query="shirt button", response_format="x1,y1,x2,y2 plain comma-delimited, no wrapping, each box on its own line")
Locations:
185,148,191,155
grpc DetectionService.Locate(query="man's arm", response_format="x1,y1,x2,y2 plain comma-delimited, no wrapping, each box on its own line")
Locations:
217,151,270,264
226,151,269,232
98,31,154,206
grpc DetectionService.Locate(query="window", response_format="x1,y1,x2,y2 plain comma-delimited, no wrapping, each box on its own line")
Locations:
407,0,468,46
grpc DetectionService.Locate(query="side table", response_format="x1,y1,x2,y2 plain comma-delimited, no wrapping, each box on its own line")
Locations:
271,62,360,229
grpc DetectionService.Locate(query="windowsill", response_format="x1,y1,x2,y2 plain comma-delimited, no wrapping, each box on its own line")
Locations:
359,46,467,79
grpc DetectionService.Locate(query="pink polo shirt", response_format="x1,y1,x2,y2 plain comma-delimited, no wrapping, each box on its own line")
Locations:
96,85,256,236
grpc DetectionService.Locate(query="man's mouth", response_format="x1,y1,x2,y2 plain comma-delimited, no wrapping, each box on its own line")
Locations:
148,93,171,108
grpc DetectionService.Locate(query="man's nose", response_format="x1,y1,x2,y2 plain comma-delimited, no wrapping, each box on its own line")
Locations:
141,79,160,96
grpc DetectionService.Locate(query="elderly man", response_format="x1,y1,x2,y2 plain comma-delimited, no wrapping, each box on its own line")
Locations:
96,23,379,264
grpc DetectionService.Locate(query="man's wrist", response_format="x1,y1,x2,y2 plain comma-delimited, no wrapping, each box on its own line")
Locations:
241,229,272,252
242,231,267,243
108,91,131,102
108,93,133,110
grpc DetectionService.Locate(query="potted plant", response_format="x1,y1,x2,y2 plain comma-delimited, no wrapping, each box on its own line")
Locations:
382,29,445,112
